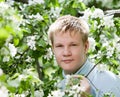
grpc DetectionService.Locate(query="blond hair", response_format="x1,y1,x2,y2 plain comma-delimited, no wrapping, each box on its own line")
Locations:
48,15,89,45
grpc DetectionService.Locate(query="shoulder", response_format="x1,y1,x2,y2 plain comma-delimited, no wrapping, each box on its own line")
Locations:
96,70,118,81
93,69,120,91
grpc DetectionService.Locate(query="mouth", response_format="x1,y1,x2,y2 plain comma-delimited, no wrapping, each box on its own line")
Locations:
62,59,74,64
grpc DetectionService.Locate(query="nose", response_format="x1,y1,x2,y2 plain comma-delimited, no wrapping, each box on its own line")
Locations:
63,47,72,56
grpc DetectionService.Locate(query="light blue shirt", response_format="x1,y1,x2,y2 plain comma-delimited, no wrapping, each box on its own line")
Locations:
58,59,120,97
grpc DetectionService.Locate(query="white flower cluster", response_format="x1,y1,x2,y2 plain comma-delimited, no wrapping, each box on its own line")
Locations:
28,0,44,5
26,35,36,50
81,7,119,64
0,86,9,97
0,2,23,31
88,37,96,51
13,94,25,97
1,43,17,62
7,68,44,97
114,36,120,60
0,69,3,76
0,68,8,97
44,48,53,60
103,15,114,27
28,13,44,21
82,8,114,28
34,90,44,97
50,7,62,18
8,43,17,57
97,63,108,71
0,2,10,13
47,89,65,97
25,56,34,63
48,75,85,97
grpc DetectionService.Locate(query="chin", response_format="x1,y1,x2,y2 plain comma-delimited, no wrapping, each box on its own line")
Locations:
64,69,75,74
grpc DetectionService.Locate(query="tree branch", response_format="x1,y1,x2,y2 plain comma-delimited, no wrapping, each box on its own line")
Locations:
104,9,120,17
13,0,28,4
78,9,120,17
36,59,44,80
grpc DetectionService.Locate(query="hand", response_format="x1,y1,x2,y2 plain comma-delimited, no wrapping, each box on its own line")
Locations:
73,75,91,97
80,76,91,93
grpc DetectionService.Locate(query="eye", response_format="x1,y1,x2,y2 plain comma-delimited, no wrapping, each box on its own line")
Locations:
71,43,77,46
55,44,63,48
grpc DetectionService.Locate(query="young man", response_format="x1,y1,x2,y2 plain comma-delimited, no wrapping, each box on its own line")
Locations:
47,15,120,97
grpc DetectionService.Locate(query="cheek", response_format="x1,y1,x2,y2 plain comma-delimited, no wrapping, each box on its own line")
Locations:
54,51,62,60
54,54,62,65
73,48,85,59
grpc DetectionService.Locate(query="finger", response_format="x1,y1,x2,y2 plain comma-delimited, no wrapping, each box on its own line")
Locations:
72,75,83,79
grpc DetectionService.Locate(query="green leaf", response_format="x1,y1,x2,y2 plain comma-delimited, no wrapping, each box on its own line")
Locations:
37,39,47,47
7,86,16,93
14,38,19,46
0,28,10,40
0,0,5,2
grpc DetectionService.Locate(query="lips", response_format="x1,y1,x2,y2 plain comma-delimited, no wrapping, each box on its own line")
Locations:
62,59,74,64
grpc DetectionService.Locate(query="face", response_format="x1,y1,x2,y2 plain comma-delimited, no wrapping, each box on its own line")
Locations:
52,32,89,74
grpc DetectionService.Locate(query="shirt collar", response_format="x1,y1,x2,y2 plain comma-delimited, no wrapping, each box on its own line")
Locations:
62,59,94,78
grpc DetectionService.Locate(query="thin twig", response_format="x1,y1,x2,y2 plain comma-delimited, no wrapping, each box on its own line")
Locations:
36,59,43,80
85,58,103,77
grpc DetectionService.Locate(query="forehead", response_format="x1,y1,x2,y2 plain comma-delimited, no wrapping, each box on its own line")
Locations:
54,30,80,37
53,31,82,43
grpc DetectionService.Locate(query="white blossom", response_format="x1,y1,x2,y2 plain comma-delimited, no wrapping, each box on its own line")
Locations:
82,8,92,21
15,55,20,59
5,35,13,45
28,0,44,5
8,43,17,57
82,8,104,21
91,8,104,19
0,2,9,13
25,56,33,63
58,0,65,3
7,74,26,88
78,0,83,2
114,35,120,53
26,35,36,50
69,84,84,94
116,43,120,53
3,56,10,62
93,20,99,29
14,94,25,97
88,37,96,51
96,51,103,59
44,48,53,60
97,64,108,71
50,7,62,18
117,54,120,61
34,90,44,97
0,68,3,76
65,75,71,85
1,45,11,63
103,15,114,27
0,86,9,97
48,89,65,97
6,0,14,6
28,13,44,21
0,47,9,56
106,45,114,58
7,78,20,88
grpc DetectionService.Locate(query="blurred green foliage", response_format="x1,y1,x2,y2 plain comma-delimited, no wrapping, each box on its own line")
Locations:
0,0,120,96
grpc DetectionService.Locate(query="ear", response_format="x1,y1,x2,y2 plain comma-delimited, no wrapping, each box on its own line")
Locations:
51,45,55,54
84,40,89,54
